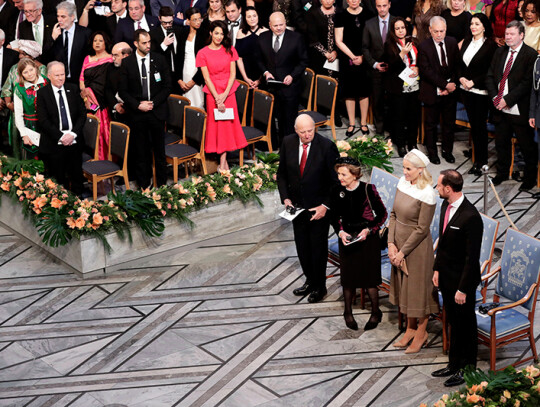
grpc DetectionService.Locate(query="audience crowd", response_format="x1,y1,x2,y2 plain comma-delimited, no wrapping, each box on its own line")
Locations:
0,0,538,194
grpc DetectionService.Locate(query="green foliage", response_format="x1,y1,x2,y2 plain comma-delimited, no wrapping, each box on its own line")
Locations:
34,206,72,247
336,136,394,173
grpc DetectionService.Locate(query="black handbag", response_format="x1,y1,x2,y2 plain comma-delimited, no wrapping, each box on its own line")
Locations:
365,184,389,250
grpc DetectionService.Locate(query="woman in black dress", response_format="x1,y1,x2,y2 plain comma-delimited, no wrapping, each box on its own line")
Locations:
441,0,472,45
306,0,338,76
335,0,374,137
330,157,387,331
236,6,268,88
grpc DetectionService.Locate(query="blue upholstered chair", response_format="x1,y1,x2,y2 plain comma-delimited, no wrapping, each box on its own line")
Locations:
477,228,540,370
430,195,444,252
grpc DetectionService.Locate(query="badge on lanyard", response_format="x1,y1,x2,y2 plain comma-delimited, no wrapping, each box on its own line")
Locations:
154,72,161,82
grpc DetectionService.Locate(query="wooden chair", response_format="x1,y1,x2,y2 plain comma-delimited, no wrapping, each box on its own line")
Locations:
82,114,100,162
476,228,540,371
82,122,130,201
164,95,190,145
299,67,315,111
235,80,249,126
300,75,338,140
239,89,274,166
165,106,207,183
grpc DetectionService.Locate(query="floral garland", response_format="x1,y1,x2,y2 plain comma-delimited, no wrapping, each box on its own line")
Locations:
422,365,540,407
336,135,394,172
0,156,278,249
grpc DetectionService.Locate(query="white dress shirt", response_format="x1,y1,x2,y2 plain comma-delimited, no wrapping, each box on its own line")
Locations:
498,42,523,116
228,16,242,46
136,51,151,100
133,15,150,32
445,194,464,225
116,9,127,22
297,138,310,163
63,23,76,78
51,83,77,143
461,37,487,96
273,32,284,52
32,15,45,47
160,26,177,72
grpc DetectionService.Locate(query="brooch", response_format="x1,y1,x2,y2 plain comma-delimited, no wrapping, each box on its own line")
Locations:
339,191,345,198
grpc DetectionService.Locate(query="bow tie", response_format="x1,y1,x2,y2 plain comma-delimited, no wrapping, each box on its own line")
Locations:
228,21,240,27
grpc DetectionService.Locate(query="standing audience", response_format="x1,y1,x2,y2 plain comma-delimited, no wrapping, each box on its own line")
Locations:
236,6,268,87
413,0,446,43
305,0,338,77
105,41,132,121
491,0,519,46
441,0,472,45
521,0,540,51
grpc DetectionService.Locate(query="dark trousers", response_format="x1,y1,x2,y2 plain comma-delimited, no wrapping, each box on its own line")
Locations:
461,91,490,165
423,95,457,157
494,113,538,183
292,210,330,290
274,90,299,146
128,113,167,188
440,285,478,370
370,71,385,134
389,91,420,148
41,145,84,195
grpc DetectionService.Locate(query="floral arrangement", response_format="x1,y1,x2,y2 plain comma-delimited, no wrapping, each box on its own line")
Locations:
0,156,278,249
422,365,540,407
336,135,394,173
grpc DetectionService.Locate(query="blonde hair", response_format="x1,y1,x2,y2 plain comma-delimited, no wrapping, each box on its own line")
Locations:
403,151,433,189
446,0,470,9
17,58,38,86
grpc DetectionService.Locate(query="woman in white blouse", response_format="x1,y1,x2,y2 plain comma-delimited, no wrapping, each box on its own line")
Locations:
459,13,497,175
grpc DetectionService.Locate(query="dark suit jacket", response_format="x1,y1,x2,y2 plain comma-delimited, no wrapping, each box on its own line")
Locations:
118,51,171,121
433,197,483,294
362,15,396,68
149,25,183,73
486,43,537,119
0,1,17,43
114,15,159,47
175,26,205,85
48,24,92,82
45,0,85,18
19,14,56,57
529,56,540,123
418,36,461,105
36,82,87,155
460,37,497,91
277,133,339,209
257,29,308,98
0,46,19,89
173,0,208,25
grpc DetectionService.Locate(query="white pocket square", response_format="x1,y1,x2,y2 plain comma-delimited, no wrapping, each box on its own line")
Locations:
450,226,460,230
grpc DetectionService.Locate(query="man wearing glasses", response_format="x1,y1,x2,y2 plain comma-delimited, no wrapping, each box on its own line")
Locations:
114,0,158,46
19,0,55,55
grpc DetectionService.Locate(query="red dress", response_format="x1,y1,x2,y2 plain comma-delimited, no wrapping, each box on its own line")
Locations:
196,46,247,154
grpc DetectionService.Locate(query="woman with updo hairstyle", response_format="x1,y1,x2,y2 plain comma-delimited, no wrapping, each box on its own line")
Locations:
388,149,438,354
329,156,387,331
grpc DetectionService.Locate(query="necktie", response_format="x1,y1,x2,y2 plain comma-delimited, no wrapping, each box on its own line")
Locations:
58,90,69,131
138,21,142,30
190,0,194,6
438,42,447,67
141,57,149,100
33,24,42,46
494,50,516,107
17,11,23,39
64,31,70,76
381,20,387,44
273,35,280,53
442,203,452,234
299,143,308,177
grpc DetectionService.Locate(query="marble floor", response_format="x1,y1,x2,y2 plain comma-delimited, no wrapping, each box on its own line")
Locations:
0,125,538,407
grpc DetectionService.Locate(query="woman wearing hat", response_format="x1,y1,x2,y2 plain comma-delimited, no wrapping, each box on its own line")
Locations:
388,149,438,353
329,156,387,331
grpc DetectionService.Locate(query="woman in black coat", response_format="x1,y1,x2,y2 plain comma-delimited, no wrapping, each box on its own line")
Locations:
459,13,497,175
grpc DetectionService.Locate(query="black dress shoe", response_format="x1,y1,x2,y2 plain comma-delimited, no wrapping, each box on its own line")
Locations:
429,155,441,165
491,175,508,186
468,163,480,175
293,283,313,296
519,180,536,191
431,366,457,377
343,313,358,330
444,371,465,387
442,152,455,163
364,309,383,331
307,288,327,303
398,146,407,157
345,126,356,138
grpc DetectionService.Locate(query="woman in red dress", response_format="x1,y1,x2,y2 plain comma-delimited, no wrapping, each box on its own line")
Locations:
196,20,247,170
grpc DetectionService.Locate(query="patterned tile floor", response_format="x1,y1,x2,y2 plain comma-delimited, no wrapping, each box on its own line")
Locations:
0,125,538,407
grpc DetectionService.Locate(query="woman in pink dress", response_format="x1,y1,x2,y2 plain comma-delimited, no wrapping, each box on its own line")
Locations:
196,20,247,170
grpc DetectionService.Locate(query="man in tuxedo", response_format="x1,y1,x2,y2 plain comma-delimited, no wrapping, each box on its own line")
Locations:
115,0,159,46
362,0,393,140
36,61,86,195
172,0,207,26
19,0,55,57
486,21,538,191
105,41,132,121
418,16,461,164
257,11,308,146
277,114,340,303
119,29,171,189
432,169,483,387
0,0,17,43
0,29,20,152
48,1,92,85
225,0,242,47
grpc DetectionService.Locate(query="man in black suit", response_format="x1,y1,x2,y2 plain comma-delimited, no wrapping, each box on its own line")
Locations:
80,0,128,39
432,170,483,387
225,0,242,47
19,0,55,57
36,61,86,195
362,0,393,140
119,29,171,189
0,0,17,43
48,1,92,85
257,11,308,146
486,21,538,191
105,41,132,121
418,16,461,164
277,114,340,303
115,0,159,46
172,0,207,26
0,29,20,153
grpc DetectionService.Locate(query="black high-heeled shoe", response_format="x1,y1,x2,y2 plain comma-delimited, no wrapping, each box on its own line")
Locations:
360,125,369,135
364,309,382,331
343,312,358,330
345,126,355,138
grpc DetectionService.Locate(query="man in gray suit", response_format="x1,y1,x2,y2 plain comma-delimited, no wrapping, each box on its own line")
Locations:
362,0,393,139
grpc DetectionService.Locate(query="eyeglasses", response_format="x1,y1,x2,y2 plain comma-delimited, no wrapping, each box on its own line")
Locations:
24,9,39,15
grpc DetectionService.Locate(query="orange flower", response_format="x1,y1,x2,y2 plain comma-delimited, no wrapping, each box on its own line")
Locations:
179,198,187,209
466,394,483,404
34,174,44,182
74,218,85,229
92,213,103,226
32,196,47,210
45,179,56,189
13,178,22,188
525,365,540,378
66,217,76,229
50,198,63,208
223,184,232,194
206,185,216,201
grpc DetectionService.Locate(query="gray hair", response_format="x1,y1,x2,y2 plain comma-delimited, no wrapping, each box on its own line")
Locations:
294,113,315,129
507,20,525,35
47,61,65,71
429,16,446,27
0,29,5,41
57,1,76,17
129,0,145,7
24,0,43,9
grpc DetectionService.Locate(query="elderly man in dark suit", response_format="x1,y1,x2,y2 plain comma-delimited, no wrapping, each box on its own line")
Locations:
418,15,461,165
119,29,171,189
19,0,55,57
36,61,86,195
363,0,394,139
105,41,132,121
115,0,159,46
277,114,340,303
257,11,308,146
432,170,483,387
487,20,538,191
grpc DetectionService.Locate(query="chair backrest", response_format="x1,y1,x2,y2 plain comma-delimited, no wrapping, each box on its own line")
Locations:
430,195,444,244
184,106,207,152
83,114,100,160
315,75,338,115
479,213,499,273
167,94,191,132
109,122,130,166
251,89,274,133
369,167,399,224
496,228,540,311
300,68,315,110
235,80,249,125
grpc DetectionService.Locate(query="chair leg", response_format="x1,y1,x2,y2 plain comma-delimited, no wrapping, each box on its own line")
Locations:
509,139,515,178
200,158,207,175
92,178,98,201
123,174,130,190
490,333,497,371
152,154,157,188
442,306,449,355
173,159,179,184
530,326,539,363
110,177,115,196
239,149,244,167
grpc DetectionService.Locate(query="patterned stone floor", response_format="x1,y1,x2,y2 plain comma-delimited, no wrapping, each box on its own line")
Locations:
0,125,538,407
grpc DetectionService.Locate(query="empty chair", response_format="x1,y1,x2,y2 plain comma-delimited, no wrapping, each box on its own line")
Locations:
299,67,315,111
235,80,249,126
300,75,339,140
82,114,100,162
164,95,190,145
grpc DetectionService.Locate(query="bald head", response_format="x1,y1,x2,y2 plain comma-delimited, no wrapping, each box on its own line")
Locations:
111,42,132,67
269,12,286,36
295,114,315,144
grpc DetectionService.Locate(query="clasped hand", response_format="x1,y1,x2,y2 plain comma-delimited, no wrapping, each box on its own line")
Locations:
388,243,404,267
